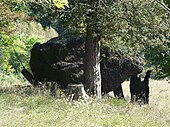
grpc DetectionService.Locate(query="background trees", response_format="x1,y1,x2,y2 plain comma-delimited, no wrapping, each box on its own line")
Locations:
0,0,169,80
24,0,169,73
145,41,170,78
0,0,29,75
0,0,56,75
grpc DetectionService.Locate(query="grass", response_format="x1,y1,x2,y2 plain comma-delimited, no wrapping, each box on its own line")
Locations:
0,78,170,127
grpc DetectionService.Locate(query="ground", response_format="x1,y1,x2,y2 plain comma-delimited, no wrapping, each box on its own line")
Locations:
0,79,170,127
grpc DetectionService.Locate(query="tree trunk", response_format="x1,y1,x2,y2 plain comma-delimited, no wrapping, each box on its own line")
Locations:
84,0,101,99
84,25,101,99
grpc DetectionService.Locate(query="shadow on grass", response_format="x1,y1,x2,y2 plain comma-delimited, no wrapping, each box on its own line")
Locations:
0,85,38,97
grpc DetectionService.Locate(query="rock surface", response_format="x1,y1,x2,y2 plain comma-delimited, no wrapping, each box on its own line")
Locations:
29,35,143,94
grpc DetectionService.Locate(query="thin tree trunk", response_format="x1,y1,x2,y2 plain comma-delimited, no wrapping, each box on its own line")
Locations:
84,0,101,99
84,25,101,99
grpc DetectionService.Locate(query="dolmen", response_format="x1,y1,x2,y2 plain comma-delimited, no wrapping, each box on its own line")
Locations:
22,34,147,101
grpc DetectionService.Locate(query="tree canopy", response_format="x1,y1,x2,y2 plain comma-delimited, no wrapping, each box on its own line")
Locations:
20,0,169,53
0,0,40,75
0,0,28,34
22,0,170,79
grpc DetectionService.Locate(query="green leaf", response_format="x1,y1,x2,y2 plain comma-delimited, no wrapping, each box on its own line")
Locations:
53,0,69,9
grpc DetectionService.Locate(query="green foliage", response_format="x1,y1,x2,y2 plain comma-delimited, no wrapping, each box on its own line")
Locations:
51,0,69,8
23,0,169,52
0,0,29,34
145,41,170,78
0,0,58,77
1,0,169,78
20,0,89,33
21,0,170,78
0,32,41,75
99,0,169,54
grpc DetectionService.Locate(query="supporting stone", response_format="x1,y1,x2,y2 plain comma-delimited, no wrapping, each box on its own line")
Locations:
130,70,151,104
65,84,88,100
21,68,35,85
50,82,58,97
113,84,125,99
21,68,42,87
143,70,151,104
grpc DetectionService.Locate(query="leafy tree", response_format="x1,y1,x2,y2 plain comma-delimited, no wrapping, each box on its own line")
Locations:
11,0,170,98
0,0,29,34
0,0,41,76
0,33,41,75
145,41,170,78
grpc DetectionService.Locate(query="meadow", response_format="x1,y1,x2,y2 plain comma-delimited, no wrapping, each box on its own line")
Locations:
0,78,170,127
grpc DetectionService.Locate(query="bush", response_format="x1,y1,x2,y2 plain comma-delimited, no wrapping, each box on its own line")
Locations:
0,32,41,75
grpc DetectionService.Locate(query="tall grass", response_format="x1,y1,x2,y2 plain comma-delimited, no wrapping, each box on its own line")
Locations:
0,77,170,127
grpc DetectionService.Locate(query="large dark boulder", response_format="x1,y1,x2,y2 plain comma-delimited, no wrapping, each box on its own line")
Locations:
101,51,143,94
30,35,85,89
29,35,143,96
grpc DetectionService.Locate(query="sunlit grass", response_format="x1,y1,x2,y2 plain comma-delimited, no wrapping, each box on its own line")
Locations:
0,78,170,127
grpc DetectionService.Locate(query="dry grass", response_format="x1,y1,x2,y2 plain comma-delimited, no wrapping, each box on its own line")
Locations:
122,80,170,126
0,79,170,127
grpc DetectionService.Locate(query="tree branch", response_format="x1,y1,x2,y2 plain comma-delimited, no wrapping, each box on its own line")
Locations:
155,0,170,14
